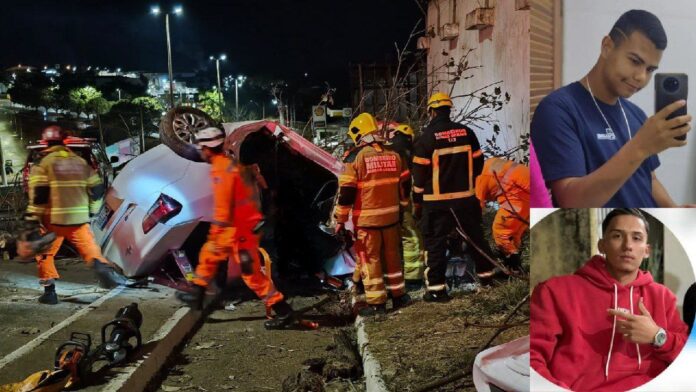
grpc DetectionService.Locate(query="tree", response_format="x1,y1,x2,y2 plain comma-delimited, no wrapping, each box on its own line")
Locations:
103,97,164,140
7,72,52,109
132,96,164,113
69,86,103,114
197,89,223,120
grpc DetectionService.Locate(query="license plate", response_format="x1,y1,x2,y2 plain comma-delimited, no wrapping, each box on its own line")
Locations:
94,204,112,230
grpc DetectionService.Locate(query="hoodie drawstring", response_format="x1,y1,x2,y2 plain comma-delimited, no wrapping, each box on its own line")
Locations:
606,284,643,380
606,284,618,379
629,286,642,370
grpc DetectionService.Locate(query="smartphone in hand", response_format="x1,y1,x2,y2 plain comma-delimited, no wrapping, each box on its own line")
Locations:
655,73,688,141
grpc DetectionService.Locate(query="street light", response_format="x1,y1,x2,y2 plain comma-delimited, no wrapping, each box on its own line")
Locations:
209,54,226,117
151,4,183,108
234,75,247,119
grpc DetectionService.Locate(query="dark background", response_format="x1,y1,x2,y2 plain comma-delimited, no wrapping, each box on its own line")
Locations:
1,0,425,103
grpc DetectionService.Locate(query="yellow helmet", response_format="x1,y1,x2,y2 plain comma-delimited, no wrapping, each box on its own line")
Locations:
427,92,453,110
395,123,414,138
348,113,378,144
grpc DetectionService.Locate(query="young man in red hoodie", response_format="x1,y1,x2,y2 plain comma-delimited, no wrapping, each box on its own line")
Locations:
531,209,688,391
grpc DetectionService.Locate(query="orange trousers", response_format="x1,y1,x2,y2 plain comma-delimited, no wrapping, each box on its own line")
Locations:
36,223,110,286
493,200,528,256
354,225,405,305
193,227,283,307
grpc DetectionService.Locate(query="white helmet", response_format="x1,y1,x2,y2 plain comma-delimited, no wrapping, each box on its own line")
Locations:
195,127,224,148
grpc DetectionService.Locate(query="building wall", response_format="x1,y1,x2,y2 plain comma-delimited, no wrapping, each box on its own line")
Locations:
426,0,530,161
562,0,696,204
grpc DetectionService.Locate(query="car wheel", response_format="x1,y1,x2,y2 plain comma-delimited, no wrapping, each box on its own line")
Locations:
160,107,218,162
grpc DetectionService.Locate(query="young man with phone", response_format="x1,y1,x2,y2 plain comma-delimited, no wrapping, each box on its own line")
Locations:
532,9,691,207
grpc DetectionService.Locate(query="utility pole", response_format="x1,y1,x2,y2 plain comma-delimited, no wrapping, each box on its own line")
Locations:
166,13,175,108
0,138,6,186
139,106,146,154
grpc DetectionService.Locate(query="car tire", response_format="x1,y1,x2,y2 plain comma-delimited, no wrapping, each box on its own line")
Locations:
160,107,218,162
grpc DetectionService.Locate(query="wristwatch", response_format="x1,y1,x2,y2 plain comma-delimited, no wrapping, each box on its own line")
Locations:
653,327,667,348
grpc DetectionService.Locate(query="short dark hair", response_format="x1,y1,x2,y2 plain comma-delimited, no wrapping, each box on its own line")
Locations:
602,208,650,236
685,283,696,334
431,106,451,117
609,10,667,50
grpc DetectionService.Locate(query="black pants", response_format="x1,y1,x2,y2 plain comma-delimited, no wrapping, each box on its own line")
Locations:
419,198,495,291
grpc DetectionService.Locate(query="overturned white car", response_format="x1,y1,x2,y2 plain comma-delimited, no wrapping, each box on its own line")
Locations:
92,108,355,282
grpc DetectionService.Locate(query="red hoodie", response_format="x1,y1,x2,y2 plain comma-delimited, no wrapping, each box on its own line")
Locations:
531,255,688,391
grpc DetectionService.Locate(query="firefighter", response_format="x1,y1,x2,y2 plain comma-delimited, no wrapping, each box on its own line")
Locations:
386,123,425,290
475,157,530,272
175,127,295,330
26,125,126,305
333,113,411,316
412,92,497,302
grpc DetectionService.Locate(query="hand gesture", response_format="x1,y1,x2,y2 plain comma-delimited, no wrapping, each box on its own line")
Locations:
606,297,660,345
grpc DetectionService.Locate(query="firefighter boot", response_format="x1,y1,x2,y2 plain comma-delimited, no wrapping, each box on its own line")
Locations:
93,260,128,289
405,279,423,292
504,253,523,274
38,284,58,305
176,284,205,310
358,303,387,317
423,290,452,303
391,293,412,310
264,300,296,330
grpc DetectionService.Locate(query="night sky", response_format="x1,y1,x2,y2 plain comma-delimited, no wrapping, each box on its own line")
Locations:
1,0,424,92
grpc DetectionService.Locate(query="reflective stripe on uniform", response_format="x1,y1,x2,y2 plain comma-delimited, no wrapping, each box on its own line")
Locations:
28,175,49,185
472,149,483,158
424,189,475,201
49,206,90,214
385,271,403,279
413,156,431,165
435,145,472,156
353,205,399,217
357,177,399,188
26,205,46,214
334,205,352,215
387,282,405,291
49,180,87,187
430,144,473,201
339,174,357,185
365,289,387,298
364,277,385,286
400,169,411,178
426,283,447,291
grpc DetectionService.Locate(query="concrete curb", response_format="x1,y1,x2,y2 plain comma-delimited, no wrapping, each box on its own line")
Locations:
355,315,389,392
101,306,202,392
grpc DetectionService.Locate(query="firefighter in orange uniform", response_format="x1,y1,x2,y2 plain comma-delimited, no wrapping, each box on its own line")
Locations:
26,125,126,305
475,157,530,272
412,92,497,302
176,127,295,329
333,113,411,316
386,123,426,289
